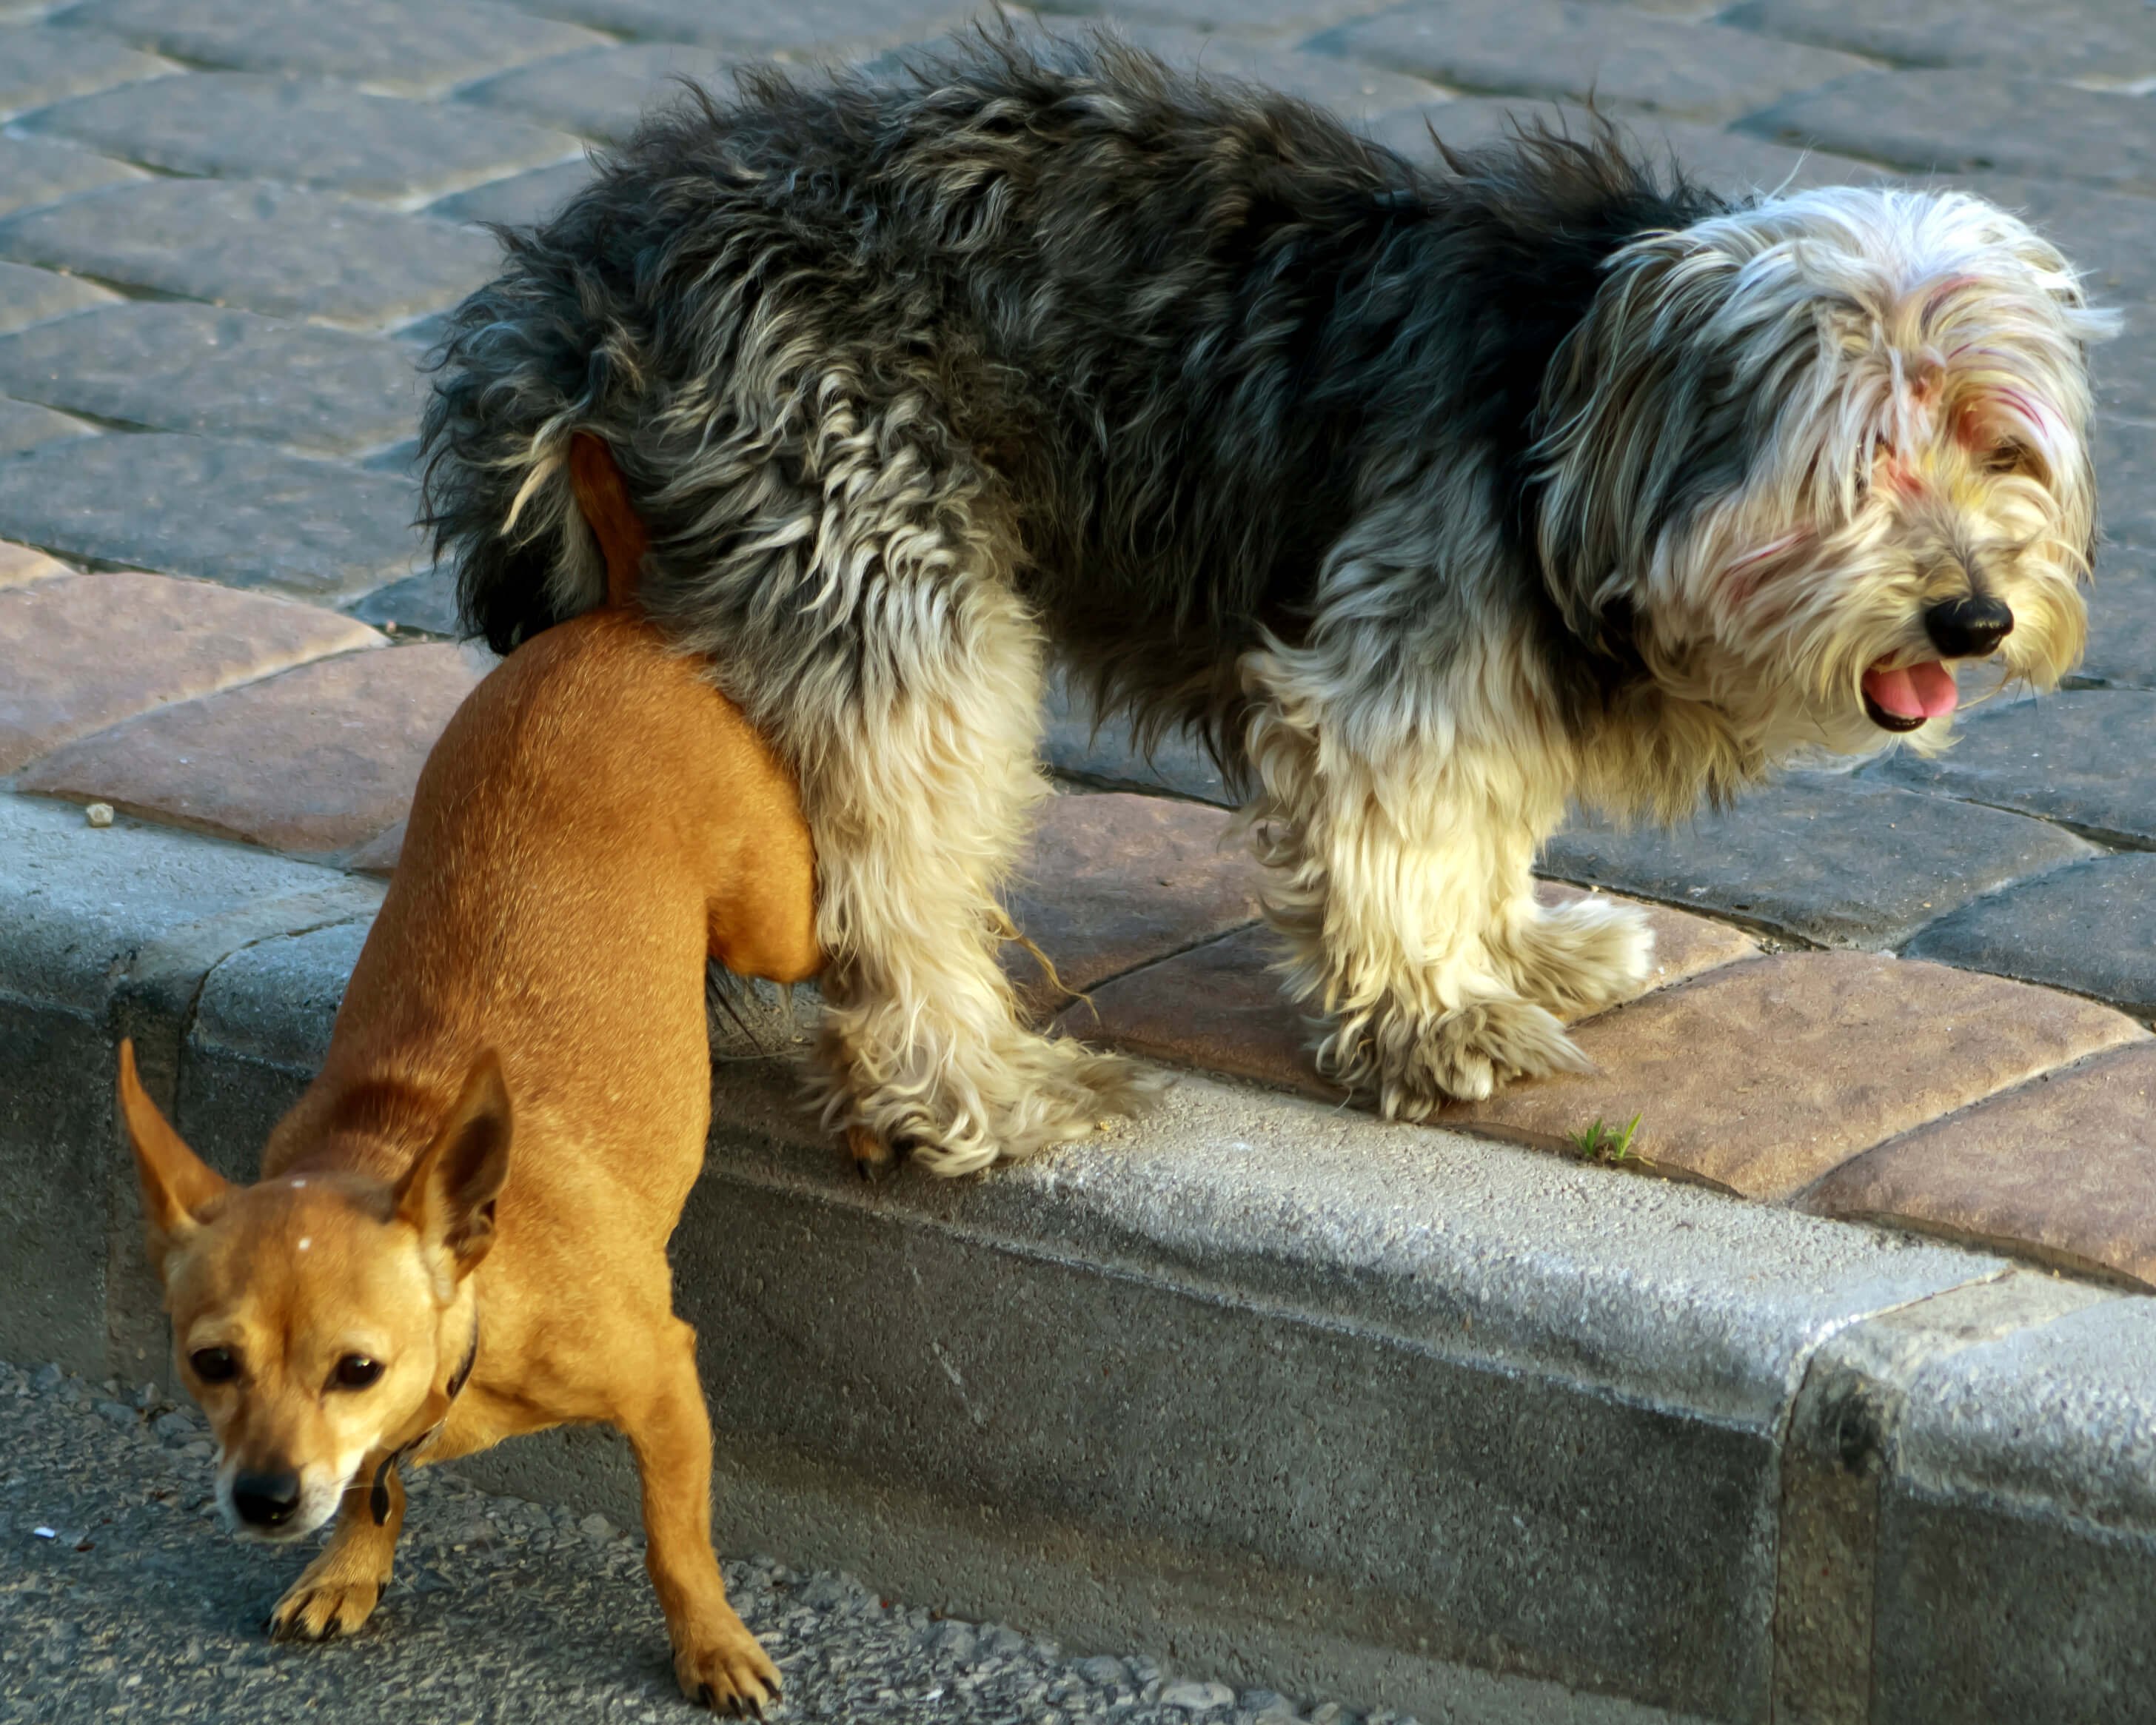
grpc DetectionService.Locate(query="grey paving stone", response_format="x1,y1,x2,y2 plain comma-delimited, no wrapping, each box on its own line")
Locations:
1039,0,1405,33
1721,0,2156,87
24,72,581,205
506,0,978,53
457,42,746,146
1541,771,2097,948
1904,854,2156,1016
0,22,171,119
0,398,93,456
1743,72,2156,195
2097,417,2156,555
0,258,117,335
427,157,597,230
1041,674,1234,805
47,0,609,96
0,433,424,602
1316,0,1872,123
0,133,141,221
1115,25,1444,119
0,302,426,455
1873,691,2156,848
0,179,498,330
1929,178,2156,309
1940,175,2156,418
2075,564,2156,694
348,564,463,637
1365,97,1886,197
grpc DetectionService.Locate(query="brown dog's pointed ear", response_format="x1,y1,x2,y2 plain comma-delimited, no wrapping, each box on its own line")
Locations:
117,1039,229,1270
395,1052,513,1278
568,432,649,609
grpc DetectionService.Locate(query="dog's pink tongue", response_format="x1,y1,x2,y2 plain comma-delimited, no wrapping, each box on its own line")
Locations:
1864,660,1959,720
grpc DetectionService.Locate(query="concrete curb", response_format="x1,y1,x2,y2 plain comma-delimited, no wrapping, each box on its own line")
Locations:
4,789,2152,1722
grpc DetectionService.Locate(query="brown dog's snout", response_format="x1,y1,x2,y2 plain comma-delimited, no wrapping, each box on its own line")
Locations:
231,1468,304,1530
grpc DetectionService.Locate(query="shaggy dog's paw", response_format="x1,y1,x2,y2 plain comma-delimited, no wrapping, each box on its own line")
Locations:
830,1022,1162,1176
1373,997,1593,1115
1505,894,1654,1021
676,1618,781,1717
269,1572,384,1641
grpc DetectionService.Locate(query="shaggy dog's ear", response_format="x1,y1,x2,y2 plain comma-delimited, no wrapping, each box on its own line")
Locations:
395,1052,514,1279
117,1039,230,1278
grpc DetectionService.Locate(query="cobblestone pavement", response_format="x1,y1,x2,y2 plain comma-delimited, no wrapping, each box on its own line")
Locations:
1,16,2155,1336
0,1357,1384,1725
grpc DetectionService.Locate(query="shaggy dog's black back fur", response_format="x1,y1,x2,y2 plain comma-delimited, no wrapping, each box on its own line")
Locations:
423,31,1727,766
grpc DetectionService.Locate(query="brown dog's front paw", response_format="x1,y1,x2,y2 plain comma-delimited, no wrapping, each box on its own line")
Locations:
676,1622,781,1716
269,1575,384,1641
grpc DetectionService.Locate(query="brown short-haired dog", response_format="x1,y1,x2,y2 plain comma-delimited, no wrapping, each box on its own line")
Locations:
116,441,817,1714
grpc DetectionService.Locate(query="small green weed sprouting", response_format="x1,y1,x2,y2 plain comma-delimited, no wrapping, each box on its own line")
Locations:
1567,1113,1643,1165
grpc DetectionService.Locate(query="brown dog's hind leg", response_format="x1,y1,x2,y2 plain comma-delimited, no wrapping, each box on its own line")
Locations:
269,1470,404,1641
620,1319,780,1716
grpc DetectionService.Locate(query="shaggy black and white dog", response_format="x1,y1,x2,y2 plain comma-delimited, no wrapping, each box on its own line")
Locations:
422,33,2110,1173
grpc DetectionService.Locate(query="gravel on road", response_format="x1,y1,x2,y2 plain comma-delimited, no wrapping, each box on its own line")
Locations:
0,1357,1390,1725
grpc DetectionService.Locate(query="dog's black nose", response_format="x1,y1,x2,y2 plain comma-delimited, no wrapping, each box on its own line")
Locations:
231,1470,303,1527
1925,595,2014,658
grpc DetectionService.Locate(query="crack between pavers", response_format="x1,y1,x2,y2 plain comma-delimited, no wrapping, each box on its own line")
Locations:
1032,917,1264,1024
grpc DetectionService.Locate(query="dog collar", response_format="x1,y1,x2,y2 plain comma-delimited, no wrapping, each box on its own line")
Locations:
369,1316,479,1525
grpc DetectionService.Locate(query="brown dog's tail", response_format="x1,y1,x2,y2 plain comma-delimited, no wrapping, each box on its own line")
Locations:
567,433,648,611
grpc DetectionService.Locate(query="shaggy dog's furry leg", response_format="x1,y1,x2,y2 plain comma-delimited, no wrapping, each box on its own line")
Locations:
792,583,1150,1174
1241,643,1650,1113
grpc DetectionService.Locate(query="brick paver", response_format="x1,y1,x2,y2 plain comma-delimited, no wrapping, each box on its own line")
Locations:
1545,772,2097,948
0,398,90,459
1,0,2154,1280
1720,0,2156,84
1322,1,1872,123
53,0,611,96
24,73,580,204
0,133,141,220
0,259,117,336
0,180,500,329
0,434,424,600
0,569,381,771
455,43,747,145
0,304,426,455
1065,885,1764,1099
1442,955,2147,1199
1904,854,2156,1018
0,22,173,118
1803,1042,2156,1289
19,642,480,857
1005,791,1266,1019
1875,691,2156,850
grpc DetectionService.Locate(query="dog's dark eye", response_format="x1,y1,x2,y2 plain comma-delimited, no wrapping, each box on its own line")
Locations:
332,1356,384,1391
190,1347,238,1384
1986,441,2034,475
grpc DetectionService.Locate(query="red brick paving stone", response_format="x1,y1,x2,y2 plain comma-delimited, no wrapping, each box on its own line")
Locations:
1004,792,1266,1020
19,642,480,857
0,538,66,590
1062,922,1325,1096
0,569,379,771
1798,1042,2156,1290
1062,885,1761,1099
1536,881,1759,992
1444,954,2149,1201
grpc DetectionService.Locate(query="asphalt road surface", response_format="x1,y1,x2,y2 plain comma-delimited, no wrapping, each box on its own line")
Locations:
0,1357,1390,1725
